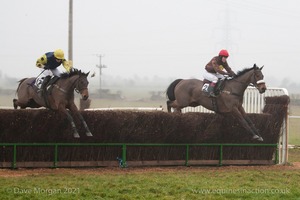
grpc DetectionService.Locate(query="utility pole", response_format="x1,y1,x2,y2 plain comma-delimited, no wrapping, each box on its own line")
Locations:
68,0,73,61
96,54,107,95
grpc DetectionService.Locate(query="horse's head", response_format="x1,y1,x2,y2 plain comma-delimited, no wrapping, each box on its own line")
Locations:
251,64,267,94
75,71,90,100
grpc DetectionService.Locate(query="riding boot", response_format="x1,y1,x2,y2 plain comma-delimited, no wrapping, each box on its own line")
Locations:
207,82,216,97
41,76,51,97
47,76,60,95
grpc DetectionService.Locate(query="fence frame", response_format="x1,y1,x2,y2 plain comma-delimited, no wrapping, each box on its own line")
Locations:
0,143,278,169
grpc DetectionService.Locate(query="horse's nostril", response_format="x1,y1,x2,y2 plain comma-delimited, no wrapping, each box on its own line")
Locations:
260,88,266,93
82,95,89,100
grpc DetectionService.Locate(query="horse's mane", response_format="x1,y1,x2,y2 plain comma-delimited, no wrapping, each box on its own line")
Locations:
234,65,259,78
60,68,88,79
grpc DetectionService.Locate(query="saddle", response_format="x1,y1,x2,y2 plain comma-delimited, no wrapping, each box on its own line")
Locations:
36,76,60,108
45,76,60,93
202,78,227,97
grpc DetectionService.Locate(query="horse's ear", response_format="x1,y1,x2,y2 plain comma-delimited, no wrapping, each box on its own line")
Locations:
86,71,90,76
260,65,264,70
253,63,257,68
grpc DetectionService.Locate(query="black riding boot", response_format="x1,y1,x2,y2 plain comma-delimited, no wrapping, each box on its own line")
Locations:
47,76,60,94
207,82,216,97
47,76,60,86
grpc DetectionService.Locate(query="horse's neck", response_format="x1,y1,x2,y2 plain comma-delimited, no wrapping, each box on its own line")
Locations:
58,75,78,90
227,70,253,93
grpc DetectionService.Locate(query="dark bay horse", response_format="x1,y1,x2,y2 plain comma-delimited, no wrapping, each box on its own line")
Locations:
166,64,267,141
13,69,93,138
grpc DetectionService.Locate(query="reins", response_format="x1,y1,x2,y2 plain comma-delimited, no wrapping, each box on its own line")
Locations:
53,75,87,94
221,70,265,97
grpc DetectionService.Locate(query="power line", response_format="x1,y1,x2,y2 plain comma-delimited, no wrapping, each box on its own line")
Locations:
95,54,107,93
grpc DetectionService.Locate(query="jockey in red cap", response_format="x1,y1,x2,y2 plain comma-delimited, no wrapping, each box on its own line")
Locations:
203,49,236,97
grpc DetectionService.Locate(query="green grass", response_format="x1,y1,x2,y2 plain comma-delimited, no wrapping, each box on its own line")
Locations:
0,167,299,200
289,105,300,145
289,118,300,145
288,148,300,163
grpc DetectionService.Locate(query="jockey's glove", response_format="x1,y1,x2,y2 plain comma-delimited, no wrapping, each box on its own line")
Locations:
63,60,73,72
36,63,45,68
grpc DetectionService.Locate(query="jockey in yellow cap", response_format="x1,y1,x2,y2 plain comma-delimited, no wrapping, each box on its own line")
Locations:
36,49,73,96
36,49,72,74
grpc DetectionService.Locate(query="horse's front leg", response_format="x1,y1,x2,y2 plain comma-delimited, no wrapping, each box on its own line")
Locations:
231,107,263,141
69,104,93,137
57,103,80,138
244,115,262,138
238,106,263,141
64,109,80,138
77,112,93,136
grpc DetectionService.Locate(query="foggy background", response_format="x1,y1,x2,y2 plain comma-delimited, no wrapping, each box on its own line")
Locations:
1,0,300,95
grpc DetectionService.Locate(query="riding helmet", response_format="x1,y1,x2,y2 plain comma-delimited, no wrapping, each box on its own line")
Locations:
54,49,65,60
219,49,229,57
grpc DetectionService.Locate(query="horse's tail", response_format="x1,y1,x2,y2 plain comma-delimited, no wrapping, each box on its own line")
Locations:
166,79,182,101
15,78,28,93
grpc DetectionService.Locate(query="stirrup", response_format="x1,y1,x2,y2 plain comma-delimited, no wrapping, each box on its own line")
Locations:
209,92,217,97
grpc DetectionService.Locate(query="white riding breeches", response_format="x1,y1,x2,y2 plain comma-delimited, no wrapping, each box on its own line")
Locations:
203,71,224,83
35,68,61,89
41,68,61,77
35,68,59,89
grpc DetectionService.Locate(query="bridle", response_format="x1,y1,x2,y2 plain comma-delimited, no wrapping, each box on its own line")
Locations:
250,69,265,90
222,68,265,96
231,68,265,88
74,76,88,94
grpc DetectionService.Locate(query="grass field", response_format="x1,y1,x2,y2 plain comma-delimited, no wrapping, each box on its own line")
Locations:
0,163,300,200
288,105,300,145
0,149,299,199
289,148,300,162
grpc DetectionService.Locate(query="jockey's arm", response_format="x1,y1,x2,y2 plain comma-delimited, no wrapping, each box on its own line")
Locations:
223,63,236,77
36,54,47,68
212,59,228,75
62,60,73,72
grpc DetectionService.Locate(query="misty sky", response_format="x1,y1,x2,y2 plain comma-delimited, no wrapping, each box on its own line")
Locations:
1,0,300,88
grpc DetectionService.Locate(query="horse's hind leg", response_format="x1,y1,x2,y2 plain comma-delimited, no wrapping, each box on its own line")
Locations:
13,99,18,109
167,100,172,112
167,100,182,113
13,99,27,109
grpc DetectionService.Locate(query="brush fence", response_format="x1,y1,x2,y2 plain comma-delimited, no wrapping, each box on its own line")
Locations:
0,90,289,168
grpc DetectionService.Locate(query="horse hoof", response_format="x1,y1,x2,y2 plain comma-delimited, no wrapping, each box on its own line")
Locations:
13,99,18,109
73,132,80,138
86,132,93,137
252,135,263,141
